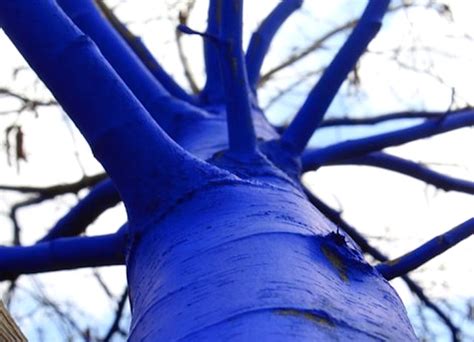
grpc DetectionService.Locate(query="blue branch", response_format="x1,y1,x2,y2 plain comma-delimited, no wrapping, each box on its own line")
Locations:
302,109,474,168
331,152,474,195
38,179,121,242
0,233,126,280
281,0,391,154
218,0,257,156
245,0,303,92
57,0,189,132
94,0,196,104
0,0,226,227
376,218,474,280
200,0,224,103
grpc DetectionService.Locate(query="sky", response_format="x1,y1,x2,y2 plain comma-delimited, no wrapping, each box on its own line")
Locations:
0,0,473,340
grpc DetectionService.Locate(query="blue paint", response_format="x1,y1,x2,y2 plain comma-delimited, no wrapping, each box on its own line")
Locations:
0,233,126,280
302,109,474,168
126,182,415,340
281,0,391,154
217,0,257,156
376,218,474,280
200,0,225,104
57,0,192,134
93,3,197,104
38,179,121,242
246,0,303,92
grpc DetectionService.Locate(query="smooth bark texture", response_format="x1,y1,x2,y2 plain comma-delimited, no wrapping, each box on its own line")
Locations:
127,182,416,341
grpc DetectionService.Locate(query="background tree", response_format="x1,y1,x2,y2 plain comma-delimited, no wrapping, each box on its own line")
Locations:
0,0,473,341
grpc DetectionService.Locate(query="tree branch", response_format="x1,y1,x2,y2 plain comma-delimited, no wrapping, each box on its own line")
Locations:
302,109,474,168
94,0,197,104
376,218,474,280
102,287,128,342
0,87,57,112
38,179,121,242
258,2,416,87
200,0,224,103
0,0,229,227
10,196,47,245
0,174,107,197
217,0,257,156
245,0,303,92
57,0,191,133
176,1,200,94
0,233,126,281
329,152,474,195
281,0,390,154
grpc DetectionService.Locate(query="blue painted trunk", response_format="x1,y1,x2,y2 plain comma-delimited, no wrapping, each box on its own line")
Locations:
127,181,416,340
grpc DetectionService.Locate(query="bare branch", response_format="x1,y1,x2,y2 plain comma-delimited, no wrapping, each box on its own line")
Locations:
38,179,121,242
302,109,474,168
245,0,303,91
217,0,257,156
102,287,128,342
0,233,126,281
376,218,474,280
0,87,57,112
175,1,200,94
281,0,390,154
94,0,197,104
0,174,107,197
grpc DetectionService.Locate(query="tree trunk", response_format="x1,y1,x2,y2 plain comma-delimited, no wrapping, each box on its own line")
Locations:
127,182,417,341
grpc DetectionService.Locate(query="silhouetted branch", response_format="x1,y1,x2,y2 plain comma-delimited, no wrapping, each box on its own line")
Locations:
0,174,107,197
406,279,460,342
10,196,47,245
264,68,325,112
92,269,114,299
25,280,93,341
376,218,474,280
302,109,474,168
329,152,474,195
258,2,421,87
281,0,390,154
94,0,196,104
259,19,357,87
245,0,303,91
217,0,256,155
102,287,128,342
0,233,126,281
0,87,57,112
175,1,200,94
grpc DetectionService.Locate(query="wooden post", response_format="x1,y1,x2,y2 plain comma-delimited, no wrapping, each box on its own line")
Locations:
0,301,27,341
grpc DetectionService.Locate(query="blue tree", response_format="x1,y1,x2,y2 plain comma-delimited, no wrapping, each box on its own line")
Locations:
0,0,472,340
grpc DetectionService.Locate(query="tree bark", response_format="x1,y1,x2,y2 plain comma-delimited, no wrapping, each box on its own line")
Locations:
127,182,417,341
